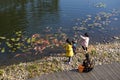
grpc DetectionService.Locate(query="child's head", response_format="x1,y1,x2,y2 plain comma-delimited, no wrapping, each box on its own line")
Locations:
72,38,77,44
66,38,72,45
84,33,89,37
72,40,75,44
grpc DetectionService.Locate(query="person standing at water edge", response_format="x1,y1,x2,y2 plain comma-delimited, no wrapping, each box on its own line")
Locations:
72,40,77,55
80,33,89,52
64,38,74,64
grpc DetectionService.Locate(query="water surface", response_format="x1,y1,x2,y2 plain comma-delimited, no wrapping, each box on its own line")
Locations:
0,0,120,43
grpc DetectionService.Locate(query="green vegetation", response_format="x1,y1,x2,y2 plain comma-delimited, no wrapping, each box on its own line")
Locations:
91,49,97,56
0,69,4,76
26,64,39,78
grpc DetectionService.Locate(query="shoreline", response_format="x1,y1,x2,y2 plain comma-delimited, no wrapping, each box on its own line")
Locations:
0,40,120,80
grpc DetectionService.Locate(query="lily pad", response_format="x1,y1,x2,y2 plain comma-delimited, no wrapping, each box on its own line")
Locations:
1,48,5,53
0,37,6,39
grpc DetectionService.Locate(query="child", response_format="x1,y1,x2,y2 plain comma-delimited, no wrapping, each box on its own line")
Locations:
78,53,94,72
72,40,77,55
80,33,89,52
64,38,74,64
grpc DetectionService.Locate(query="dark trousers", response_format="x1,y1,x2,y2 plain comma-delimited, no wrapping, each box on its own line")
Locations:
82,46,87,51
83,67,93,72
68,57,72,62
73,47,76,55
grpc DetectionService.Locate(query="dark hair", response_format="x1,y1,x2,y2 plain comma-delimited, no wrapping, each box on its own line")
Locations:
72,40,75,44
66,38,72,45
84,33,89,37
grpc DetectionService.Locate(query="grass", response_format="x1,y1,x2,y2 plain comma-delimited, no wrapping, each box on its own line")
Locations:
91,49,97,56
26,64,39,78
0,69,4,76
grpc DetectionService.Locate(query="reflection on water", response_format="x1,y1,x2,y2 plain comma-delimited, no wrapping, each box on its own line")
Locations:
0,0,120,43
0,0,59,36
0,0,28,35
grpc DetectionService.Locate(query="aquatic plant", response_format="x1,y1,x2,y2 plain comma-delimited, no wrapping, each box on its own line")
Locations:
0,8,120,54
73,9,120,32
0,31,29,53
94,2,106,8
0,29,68,54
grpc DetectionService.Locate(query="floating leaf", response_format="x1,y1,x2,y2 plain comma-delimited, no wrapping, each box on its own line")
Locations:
15,32,19,35
6,39,10,41
87,18,91,20
13,48,17,50
16,38,20,41
0,37,6,39
16,31,22,34
15,43,21,46
6,42,12,47
86,15,92,17
12,50,15,53
54,33,59,37
88,24,94,27
113,18,118,21
22,50,26,52
79,27,87,30
17,46,21,49
17,34,22,37
31,37,36,43
11,38,16,41
27,38,31,44
18,31,22,33
1,48,5,53
95,2,106,8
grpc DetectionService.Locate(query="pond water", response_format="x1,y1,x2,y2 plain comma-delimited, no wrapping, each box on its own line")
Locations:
0,0,120,44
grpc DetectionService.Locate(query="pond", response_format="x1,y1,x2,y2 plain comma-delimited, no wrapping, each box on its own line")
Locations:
0,0,120,44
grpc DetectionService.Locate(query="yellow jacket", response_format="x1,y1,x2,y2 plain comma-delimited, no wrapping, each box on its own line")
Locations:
64,43,74,57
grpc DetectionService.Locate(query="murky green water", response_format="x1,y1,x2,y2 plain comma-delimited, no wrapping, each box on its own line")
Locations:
0,0,120,43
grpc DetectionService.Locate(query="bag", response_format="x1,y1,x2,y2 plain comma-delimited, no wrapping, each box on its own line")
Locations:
78,65,84,72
